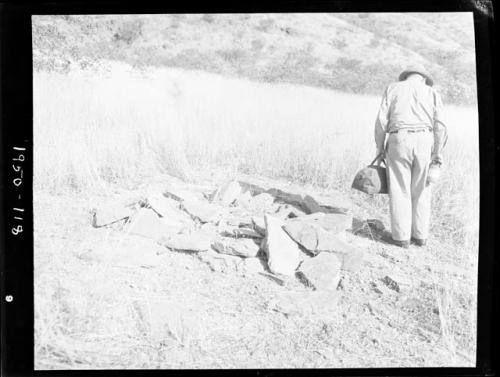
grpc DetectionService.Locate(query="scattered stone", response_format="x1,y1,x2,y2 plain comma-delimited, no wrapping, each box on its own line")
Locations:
351,217,366,234
159,232,212,253
296,252,342,290
352,218,387,240
367,219,385,233
381,275,400,293
386,273,412,290
370,282,383,294
92,203,135,227
181,200,224,223
211,181,242,206
211,237,260,257
262,215,301,276
125,208,182,241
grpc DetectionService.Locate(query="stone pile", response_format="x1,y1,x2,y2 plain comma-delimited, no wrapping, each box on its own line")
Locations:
91,179,364,295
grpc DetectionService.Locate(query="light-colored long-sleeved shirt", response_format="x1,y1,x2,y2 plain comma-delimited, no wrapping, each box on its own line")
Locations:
374,79,448,163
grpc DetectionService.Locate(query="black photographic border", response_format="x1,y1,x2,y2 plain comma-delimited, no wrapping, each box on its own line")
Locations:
0,1,496,376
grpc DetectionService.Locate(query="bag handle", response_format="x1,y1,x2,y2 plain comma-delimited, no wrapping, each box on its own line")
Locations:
370,153,386,166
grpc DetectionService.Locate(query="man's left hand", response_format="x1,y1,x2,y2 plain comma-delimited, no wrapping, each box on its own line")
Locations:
374,150,385,165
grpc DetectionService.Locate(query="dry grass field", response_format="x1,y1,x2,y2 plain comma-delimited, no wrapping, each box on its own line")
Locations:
33,63,479,369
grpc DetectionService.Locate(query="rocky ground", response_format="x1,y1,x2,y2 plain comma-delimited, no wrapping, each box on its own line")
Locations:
34,173,477,369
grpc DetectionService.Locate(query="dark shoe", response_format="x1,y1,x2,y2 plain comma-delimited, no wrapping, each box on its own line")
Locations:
411,237,427,247
392,239,410,249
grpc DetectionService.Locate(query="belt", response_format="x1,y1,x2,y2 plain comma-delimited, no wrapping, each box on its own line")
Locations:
388,128,431,134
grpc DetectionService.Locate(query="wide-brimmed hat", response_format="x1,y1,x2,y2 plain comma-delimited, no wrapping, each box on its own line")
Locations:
399,64,433,86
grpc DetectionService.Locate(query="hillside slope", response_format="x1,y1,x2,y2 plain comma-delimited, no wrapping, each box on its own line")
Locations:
32,13,477,105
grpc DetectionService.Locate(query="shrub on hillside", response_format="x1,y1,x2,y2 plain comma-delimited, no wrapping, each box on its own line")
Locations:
112,19,144,45
201,14,215,23
256,18,275,32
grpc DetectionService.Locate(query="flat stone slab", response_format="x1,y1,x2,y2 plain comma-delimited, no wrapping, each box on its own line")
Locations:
145,194,194,224
252,216,266,236
237,181,268,196
221,226,263,239
234,190,252,208
330,242,364,272
181,200,225,224
284,219,362,271
197,249,242,273
312,193,352,214
211,237,260,257
285,212,352,235
211,181,243,206
264,188,351,215
296,252,342,290
221,212,254,228
242,192,276,213
266,188,309,213
125,208,183,241
283,221,343,254
262,215,301,276
159,232,212,253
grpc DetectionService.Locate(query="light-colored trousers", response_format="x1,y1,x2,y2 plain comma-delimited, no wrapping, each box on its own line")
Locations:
386,130,434,241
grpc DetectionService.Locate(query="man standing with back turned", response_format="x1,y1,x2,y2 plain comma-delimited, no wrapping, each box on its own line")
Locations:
374,64,448,248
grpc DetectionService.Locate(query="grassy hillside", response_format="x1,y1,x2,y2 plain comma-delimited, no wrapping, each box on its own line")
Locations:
32,13,477,105
34,63,479,252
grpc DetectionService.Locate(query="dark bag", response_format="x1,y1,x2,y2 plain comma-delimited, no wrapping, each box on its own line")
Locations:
352,154,388,194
